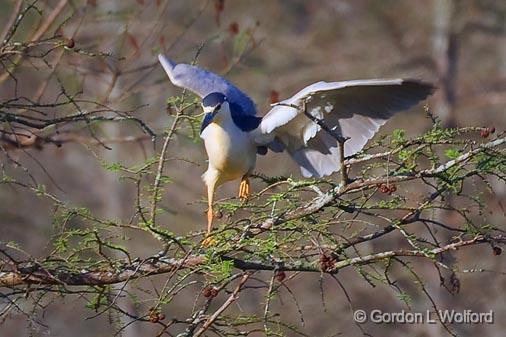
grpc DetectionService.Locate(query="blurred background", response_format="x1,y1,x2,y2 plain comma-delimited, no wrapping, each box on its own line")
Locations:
0,0,505,336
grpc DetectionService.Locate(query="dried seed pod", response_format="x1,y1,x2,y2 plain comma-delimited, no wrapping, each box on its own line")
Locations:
65,38,75,48
214,0,224,12
214,0,225,25
148,307,160,323
274,270,286,282
229,22,239,35
202,286,218,298
493,246,502,256
202,287,212,297
318,253,335,272
379,184,390,194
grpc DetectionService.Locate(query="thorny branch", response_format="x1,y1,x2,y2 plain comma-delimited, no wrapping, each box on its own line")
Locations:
0,234,501,287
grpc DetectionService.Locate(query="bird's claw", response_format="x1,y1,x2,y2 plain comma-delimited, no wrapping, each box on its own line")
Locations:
201,234,217,247
238,179,250,200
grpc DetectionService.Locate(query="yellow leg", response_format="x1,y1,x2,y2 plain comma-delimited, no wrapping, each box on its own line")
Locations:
202,182,217,247
238,176,250,200
207,207,213,235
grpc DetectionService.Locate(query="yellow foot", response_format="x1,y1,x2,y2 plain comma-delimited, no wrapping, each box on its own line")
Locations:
201,234,217,247
238,178,250,200
202,207,216,247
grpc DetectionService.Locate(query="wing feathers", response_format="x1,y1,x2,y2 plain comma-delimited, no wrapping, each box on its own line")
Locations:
158,54,256,115
259,79,434,177
159,54,435,179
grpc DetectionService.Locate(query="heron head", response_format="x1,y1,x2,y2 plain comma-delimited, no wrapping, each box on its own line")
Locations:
201,92,229,133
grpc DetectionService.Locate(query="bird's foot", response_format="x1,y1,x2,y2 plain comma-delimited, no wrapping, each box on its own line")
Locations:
238,178,250,200
201,207,217,247
201,234,217,247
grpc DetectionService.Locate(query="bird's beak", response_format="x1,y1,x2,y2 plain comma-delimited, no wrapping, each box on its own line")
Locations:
200,106,219,133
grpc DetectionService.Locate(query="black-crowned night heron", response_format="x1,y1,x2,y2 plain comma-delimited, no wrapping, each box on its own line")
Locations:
158,54,434,240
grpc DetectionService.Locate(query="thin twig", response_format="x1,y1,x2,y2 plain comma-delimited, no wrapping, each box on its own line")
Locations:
193,273,251,337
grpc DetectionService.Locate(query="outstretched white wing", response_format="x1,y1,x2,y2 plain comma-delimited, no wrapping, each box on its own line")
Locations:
256,79,434,177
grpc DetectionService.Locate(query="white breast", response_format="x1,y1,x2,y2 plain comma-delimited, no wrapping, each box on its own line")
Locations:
200,118,257,184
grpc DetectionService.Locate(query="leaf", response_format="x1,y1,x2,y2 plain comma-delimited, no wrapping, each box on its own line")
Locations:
391,129,405,145
444,148,460,159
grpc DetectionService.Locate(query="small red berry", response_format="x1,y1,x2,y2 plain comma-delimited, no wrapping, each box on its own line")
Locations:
480,129,490,138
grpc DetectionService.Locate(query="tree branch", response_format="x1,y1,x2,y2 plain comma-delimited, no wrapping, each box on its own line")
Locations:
1,235,500,287
253,136,505,233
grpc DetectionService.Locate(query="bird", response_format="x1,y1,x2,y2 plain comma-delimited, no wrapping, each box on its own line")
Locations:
158,54,434,241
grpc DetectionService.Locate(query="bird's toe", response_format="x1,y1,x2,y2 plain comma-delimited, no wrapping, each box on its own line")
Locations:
201,235,217,247
238,179,250,200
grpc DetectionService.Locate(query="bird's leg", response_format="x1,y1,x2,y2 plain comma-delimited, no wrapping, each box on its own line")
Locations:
207,199,213,235
202,182,217,247
239,176,250,200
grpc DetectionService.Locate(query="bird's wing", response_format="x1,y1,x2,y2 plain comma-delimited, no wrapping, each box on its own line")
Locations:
158,54,256,115
256,79,435,177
